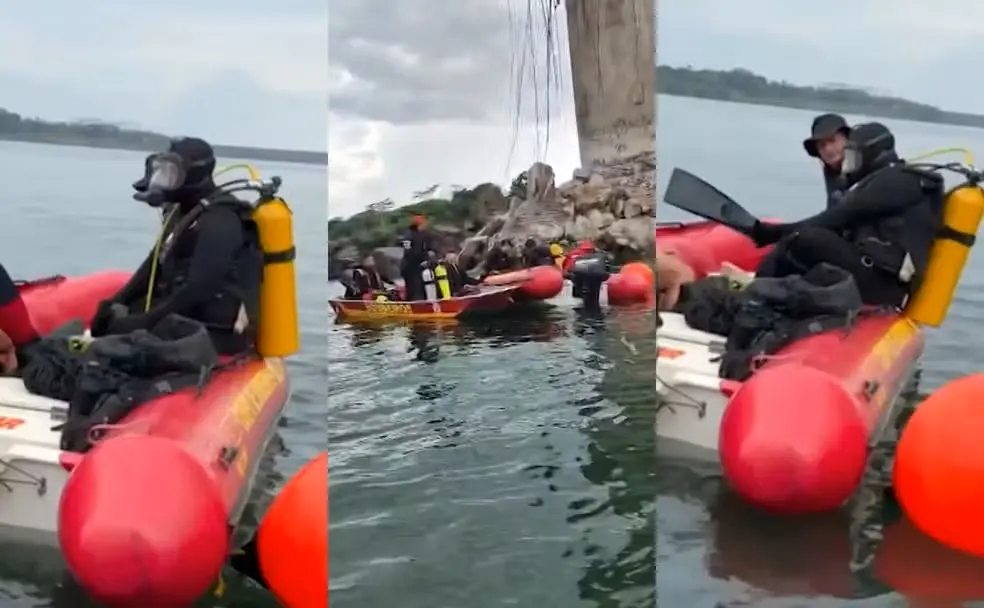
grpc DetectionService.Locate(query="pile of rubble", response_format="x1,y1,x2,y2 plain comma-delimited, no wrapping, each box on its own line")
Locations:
461,150,657,263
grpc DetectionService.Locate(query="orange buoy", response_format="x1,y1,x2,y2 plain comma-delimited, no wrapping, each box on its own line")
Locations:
875,515,984,601
518,265,564,300
619,262,655,288
605,272,652,305
258,452,328,608
895,373,984,557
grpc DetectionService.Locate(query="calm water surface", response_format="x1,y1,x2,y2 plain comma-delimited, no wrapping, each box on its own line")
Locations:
656,96,984,607
0,141,327,607
328,296,660,607
330,96,984,608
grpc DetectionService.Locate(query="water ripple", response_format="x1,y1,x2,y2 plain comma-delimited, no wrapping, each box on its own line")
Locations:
328,303,657,608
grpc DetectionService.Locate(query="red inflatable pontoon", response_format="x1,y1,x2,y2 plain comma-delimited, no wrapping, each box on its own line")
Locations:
482,265,565,300
652,221,923,514
654,220,769,274
0,271,290,606
19,272,130,336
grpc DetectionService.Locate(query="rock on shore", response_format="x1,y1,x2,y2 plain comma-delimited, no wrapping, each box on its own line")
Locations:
328,152,657,279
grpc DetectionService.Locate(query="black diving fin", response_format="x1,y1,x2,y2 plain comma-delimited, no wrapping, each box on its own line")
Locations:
662,168,760,235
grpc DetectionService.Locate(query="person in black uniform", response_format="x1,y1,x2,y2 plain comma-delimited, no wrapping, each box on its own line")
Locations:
752,122,943,307
441,252,480,296
91,137,263,355
803,113,852,209
398,215,433,301
484,239,519,274
521,238,554,267
342,256,392,299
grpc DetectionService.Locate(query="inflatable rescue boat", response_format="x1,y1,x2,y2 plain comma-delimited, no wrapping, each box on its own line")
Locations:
330,284,521,321
560,224,756,308
654,159,984,515
0,168,301,606
482,264,565,301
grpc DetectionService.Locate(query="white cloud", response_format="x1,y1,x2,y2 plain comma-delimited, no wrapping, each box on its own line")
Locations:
328,0,587,217
0,9,326,96
328,119,386,215
0,0,327,148
135,18,328,96
327,114,582,219
659,0,984,113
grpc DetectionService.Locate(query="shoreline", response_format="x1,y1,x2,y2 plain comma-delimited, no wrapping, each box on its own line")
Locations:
661,93,984,130
656,65,984,130
0,135,328,165
8,92,981,167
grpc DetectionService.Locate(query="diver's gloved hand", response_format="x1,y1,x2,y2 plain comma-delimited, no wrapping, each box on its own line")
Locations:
749,221,788,247
105,313,151,336
90,300,124,337
604,254,617,274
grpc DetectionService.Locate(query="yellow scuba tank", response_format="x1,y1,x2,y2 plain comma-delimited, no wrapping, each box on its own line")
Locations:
434,263,451,299
549,242,565,268
905,184,984,327
253,196,300,357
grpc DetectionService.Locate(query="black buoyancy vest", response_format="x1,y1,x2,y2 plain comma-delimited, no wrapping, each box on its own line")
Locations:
849,165,944,285
823,167,848,209
400,229,430,268
352,267,383,292
156,198,263,338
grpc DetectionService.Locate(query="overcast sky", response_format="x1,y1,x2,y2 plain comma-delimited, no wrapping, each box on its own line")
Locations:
329,0,581,218
10,1,984,198
330,0,984,219
3,1,327,150
660,0,984,111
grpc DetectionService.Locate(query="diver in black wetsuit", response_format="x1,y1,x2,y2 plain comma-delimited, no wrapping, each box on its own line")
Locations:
484,240,517,274
752,122,944,308
397,216,434,301
345,255,390,298
91,137,263,355
441,252,480,296
803,113,852,208
521,238,554,267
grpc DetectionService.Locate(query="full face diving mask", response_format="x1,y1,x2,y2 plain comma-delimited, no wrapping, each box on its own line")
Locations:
132,152,214,207
840,144,863,178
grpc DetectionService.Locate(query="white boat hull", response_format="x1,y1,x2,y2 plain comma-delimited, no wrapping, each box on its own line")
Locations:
653,308,920,472
0,377,73,543
654,312,729,461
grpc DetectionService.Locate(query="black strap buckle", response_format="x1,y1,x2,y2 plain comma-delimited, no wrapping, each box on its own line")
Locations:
936,225,976,247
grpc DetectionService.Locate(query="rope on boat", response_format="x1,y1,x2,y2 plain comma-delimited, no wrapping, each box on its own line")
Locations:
654,370,707,419
87,421,138,444
0,459,47,496
13,275,64,289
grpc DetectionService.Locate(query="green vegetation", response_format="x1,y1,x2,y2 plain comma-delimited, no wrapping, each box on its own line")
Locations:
328,181,514,252
0,108,327,164
328,198,461,251
658,65,984,128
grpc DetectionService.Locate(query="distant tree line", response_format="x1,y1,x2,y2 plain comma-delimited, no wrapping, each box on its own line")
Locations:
0,107,327,164
657,65,984,128
327,198,454,251
328,183,505,251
